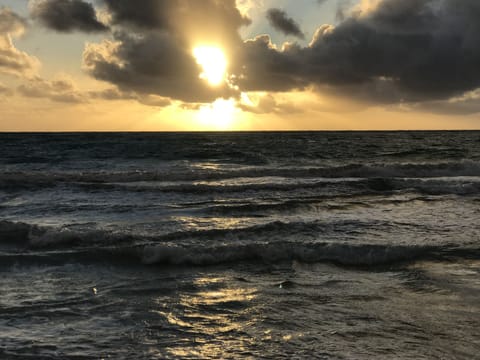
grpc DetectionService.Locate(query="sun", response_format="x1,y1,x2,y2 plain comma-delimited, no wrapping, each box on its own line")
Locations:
193,46,228,86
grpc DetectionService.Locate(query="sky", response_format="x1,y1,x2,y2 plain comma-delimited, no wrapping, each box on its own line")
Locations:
1,0,480,131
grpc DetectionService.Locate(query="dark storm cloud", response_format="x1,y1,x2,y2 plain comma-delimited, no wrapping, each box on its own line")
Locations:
30,0,108,33
237,0,480,103
266,8,304,39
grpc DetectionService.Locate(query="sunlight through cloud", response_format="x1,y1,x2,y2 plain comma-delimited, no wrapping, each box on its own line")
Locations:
193,46,228,86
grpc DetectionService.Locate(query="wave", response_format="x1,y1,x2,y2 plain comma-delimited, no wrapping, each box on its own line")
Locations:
1,237,477,268
72,177,480,197
140,241,438,267
0,220,141,249
61,177,480,196
354,177,480,195
3,175,480,197
2,161,480,190
1,220,478,268
202,195,442,216
1,218,436,250
1,219,354,249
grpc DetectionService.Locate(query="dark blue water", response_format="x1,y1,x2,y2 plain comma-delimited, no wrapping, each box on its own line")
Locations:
1,132,480,358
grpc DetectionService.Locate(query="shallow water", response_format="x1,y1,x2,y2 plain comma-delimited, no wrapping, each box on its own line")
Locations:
1,131,480,358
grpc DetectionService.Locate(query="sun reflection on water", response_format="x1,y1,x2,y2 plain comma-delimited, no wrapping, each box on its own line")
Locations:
151,276,258,359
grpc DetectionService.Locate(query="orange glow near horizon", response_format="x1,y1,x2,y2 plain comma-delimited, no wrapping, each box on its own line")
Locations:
196,98,238,130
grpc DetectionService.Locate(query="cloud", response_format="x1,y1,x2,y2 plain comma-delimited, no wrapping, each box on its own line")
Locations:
0,7,40,78
83,32,234,103
88,87,135,101
408,90,480,115
335,0,353,21
17,76,85,103
0,36,40,78
266,8,305,39
89,88,171,107
235,35,307,92
239,93,302,114
101,0,170,30
0,6,27,36
17,75,172,107
83,0,250,103
237,0,480,105
30,0,108,33
102,0,250,48
76,0,480,112
136,95,172,108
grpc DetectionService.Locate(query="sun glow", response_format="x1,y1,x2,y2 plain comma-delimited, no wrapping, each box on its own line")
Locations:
193,46,228,86
197,98,237,130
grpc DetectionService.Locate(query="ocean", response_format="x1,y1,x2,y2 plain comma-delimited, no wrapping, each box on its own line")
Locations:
1,131,479,359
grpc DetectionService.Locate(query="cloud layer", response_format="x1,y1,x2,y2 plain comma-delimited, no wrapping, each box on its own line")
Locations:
8,0,480,116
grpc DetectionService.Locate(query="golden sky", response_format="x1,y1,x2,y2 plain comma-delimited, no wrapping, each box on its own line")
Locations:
1,0,480,131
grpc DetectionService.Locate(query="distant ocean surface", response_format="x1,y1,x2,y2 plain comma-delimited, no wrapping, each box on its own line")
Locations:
1,131,480,359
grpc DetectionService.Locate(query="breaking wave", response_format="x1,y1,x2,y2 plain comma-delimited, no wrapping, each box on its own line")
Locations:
0,220,477,268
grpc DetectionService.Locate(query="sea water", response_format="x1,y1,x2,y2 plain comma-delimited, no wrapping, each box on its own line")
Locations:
1,131,479,359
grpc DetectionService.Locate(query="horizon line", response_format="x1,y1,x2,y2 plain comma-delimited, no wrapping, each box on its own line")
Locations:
1,129,480,134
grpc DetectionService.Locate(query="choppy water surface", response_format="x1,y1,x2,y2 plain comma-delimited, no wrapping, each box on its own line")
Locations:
1,131,480,359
